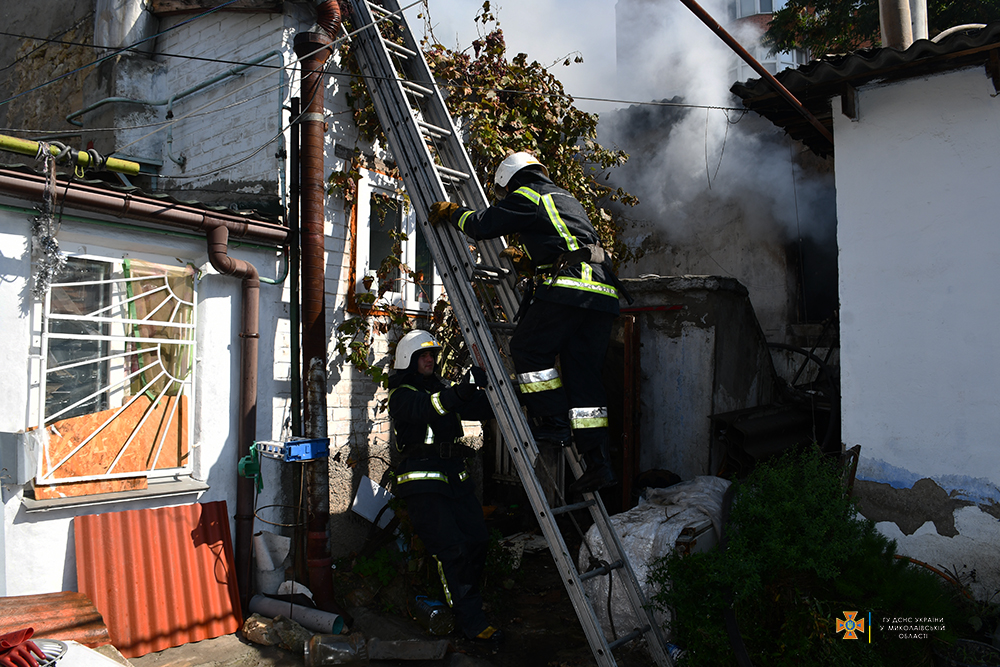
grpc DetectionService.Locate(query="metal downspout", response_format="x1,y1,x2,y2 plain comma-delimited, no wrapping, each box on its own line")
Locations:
207,224,260,612
0,169,289,245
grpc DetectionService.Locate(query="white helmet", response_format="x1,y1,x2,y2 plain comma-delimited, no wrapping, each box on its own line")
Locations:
494,152,548,188
393,329,442,370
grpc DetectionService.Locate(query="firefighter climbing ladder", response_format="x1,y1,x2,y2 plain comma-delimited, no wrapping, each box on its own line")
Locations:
345,2,673,665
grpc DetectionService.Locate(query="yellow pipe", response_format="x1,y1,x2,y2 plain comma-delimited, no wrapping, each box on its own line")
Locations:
0,134,140,176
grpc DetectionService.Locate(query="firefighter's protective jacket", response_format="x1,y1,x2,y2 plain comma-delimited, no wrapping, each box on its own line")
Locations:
450,170,620,315
387,368,492,498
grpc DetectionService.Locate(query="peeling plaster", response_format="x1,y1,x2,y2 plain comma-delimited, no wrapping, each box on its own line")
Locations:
854,478,972,537
857,456,1000,506
876,507,1000,600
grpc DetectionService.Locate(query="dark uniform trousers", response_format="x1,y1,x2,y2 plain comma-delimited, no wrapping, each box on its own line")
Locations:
395,456,490,638
510,300,615,456
388,371,494,640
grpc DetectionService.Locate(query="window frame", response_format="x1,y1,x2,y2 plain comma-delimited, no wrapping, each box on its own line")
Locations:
29,245,198,489
353,168,443,314
731,0,787,18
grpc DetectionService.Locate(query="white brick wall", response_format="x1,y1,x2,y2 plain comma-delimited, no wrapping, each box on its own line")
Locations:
153,14,288,188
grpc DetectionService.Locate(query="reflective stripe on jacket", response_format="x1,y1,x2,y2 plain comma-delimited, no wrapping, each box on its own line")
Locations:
453,171,620,315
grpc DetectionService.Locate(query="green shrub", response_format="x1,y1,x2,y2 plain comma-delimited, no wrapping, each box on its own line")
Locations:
649,448,959,667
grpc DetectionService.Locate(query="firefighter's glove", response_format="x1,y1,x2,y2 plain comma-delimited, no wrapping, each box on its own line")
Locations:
428,201,459,226
499,245,533,276
469,366,489,388
455,366,488,402
0,629,46,667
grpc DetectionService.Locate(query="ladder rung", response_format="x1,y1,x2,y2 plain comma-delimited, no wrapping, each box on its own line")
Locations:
438,172,465,185
488,322,516,332
435,164,470,180
550,499,597,516
471,266,511,283
385,41,417,58
579,559,624,583
607,626,651,651
367,2,395,18
418,120,452,138
402,80,434,97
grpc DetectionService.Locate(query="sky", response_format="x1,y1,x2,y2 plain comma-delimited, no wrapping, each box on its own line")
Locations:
402,0,620,112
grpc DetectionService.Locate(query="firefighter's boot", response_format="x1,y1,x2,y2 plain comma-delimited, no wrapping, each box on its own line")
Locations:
530,415,572,447
570,442,616,494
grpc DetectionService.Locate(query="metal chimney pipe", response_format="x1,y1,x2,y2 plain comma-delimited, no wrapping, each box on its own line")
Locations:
293,30,334,431
880,0,914,49
294,4,338,612
910,0,928,41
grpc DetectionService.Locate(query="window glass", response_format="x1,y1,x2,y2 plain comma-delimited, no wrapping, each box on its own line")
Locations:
46,257,112,421
368,192,402,293
414,226,434,304
740,0,755,17
356,171,441,313
760,0,772,12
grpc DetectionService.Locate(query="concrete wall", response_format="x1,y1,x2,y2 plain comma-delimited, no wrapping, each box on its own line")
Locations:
0,2,94,145
834,66,1000,597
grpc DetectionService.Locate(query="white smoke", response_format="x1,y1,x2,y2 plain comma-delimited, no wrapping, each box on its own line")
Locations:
603,0,836,249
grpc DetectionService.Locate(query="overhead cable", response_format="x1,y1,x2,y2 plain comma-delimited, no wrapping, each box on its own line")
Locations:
0,0,245,108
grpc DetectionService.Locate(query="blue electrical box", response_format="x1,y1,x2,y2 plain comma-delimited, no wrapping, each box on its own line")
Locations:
255,437,329,462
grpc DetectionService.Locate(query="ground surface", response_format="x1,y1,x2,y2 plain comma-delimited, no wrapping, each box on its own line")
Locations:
129,544,659,667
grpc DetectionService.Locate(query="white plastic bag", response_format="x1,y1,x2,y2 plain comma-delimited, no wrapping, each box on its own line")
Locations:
577,475,731,643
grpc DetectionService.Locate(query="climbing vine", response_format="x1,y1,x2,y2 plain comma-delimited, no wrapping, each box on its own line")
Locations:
420,2,638,264
331,1,639,386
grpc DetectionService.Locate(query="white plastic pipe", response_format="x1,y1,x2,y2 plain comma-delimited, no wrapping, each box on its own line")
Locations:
249,594,346,634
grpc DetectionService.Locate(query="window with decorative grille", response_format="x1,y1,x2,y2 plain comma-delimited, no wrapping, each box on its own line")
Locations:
32,254,196,499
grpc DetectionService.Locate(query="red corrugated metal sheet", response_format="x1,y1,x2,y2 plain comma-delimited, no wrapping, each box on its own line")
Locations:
0,592,110,647
75,501,243,658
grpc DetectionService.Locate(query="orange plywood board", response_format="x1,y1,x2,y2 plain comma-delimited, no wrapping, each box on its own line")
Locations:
33,476,147,500
74,501,243,658
43,395,188,481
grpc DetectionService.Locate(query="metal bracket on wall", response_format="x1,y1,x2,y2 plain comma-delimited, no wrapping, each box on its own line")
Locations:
841,84,859,121
987,49,1000,94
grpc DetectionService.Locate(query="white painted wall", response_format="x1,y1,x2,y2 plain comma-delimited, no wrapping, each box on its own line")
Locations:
834,66,1000,592
0,201,290,595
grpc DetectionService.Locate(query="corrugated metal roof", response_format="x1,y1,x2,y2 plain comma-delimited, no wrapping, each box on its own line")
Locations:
74,501,243,658
730,22,1000,155
0,592,110,647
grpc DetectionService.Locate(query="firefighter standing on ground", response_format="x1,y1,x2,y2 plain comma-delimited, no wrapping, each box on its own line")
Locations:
387,329,502,645
428,152,622,493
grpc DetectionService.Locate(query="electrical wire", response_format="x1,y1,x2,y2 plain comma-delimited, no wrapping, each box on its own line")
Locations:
3,1,749,184
0,0,246,108
0,30,286,71
0,14,94,73
1,13,744,138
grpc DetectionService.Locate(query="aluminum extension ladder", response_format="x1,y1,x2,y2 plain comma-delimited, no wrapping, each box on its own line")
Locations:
345,2,673,665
